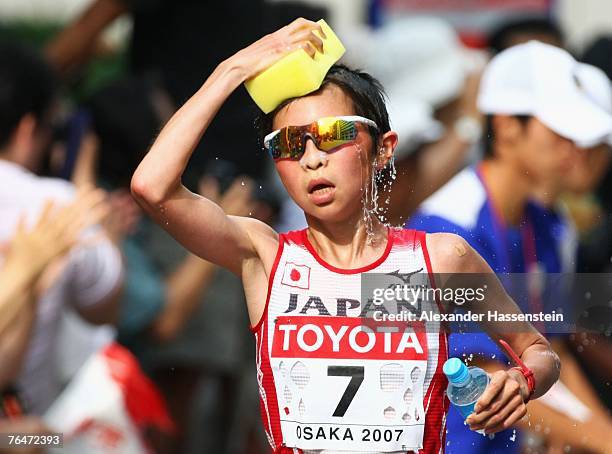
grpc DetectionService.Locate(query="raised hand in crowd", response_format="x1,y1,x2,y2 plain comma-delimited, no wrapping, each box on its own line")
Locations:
0,188,109,324
0,187,109,388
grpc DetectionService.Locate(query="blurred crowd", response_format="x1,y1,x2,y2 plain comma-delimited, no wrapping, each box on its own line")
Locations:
0,1,611,453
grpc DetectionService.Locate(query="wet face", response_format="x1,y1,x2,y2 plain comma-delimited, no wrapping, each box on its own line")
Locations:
272,85,377,223
513,117,574,188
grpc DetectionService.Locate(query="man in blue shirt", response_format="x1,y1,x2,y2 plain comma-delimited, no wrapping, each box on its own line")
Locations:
408,42,612,453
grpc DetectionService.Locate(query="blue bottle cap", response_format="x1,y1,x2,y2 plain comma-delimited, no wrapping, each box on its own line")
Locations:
443,358,470,385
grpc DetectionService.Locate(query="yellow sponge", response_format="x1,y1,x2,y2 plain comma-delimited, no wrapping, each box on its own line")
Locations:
245,19,346,113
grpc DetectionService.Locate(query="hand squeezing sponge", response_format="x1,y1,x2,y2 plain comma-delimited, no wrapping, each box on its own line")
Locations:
245,19,346,113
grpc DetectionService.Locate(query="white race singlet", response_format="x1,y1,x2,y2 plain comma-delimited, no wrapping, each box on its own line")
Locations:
251,228,448,454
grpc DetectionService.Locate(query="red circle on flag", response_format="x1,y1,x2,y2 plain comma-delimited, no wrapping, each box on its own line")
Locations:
290,268,301,281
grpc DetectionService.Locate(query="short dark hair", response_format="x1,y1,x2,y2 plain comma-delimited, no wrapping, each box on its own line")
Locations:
483,114,531,158
488,17,563,55
255,64,391,153
0,41,56,149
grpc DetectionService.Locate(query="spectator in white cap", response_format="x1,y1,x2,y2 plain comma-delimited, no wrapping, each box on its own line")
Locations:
521,60,612,453
530,61,612,269
408,41,612,454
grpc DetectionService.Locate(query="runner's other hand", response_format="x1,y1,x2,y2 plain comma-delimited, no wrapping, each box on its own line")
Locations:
465,369,529,434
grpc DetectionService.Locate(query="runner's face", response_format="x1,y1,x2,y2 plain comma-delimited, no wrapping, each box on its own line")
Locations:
272,85,375,222
514,117,574,188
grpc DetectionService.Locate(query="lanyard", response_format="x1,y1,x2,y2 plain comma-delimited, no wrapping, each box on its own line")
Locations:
476,165,546,333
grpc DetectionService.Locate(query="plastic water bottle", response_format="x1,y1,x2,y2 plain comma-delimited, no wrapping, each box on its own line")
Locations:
443,358,490,420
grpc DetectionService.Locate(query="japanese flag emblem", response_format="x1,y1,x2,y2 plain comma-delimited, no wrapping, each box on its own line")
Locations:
281,263,310,289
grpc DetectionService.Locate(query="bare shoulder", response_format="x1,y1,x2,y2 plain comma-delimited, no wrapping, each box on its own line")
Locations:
425,232,491,274
233,216,281,326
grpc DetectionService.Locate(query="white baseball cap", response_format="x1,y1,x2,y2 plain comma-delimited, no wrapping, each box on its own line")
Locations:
478,41,612,148
575,62,612,146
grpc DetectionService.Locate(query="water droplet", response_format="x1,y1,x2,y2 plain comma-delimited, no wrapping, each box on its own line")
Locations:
361,147,379,245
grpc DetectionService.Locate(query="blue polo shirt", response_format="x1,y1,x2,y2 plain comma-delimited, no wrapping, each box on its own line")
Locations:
407,166,576,453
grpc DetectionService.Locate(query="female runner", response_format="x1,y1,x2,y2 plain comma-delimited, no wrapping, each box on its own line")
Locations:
132,18,560,454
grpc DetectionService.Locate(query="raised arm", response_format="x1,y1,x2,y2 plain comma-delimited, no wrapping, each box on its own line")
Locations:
426,233,561,433
131,18,325,275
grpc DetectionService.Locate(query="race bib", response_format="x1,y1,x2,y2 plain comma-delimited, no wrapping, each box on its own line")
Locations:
270,316,428,452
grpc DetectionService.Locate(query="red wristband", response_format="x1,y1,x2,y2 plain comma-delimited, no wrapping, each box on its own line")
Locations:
499,340,536,401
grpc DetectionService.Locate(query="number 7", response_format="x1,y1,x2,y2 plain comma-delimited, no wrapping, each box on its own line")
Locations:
327,366,365,417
